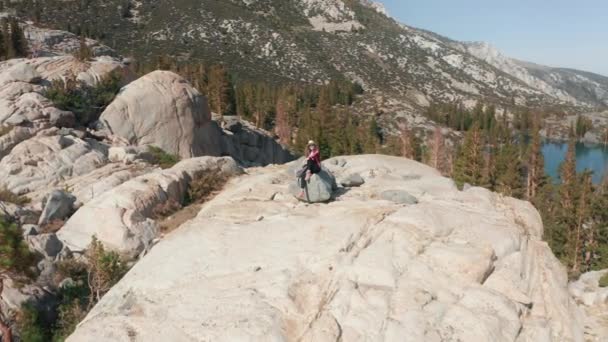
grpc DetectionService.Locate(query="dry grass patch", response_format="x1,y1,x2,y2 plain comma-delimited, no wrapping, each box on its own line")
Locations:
0,125,12,137
40,219,66,234
0,187,31,206
155,168,231,234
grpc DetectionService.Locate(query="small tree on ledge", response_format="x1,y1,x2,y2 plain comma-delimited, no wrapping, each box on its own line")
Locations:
75,34,93,62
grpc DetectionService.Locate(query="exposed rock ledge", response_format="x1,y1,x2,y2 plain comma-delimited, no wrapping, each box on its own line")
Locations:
68,155,587,342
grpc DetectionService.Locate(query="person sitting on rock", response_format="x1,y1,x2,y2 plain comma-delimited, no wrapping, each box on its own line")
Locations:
298,140,322,198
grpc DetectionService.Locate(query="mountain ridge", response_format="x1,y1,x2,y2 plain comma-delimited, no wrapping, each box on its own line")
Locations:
12,0,608,122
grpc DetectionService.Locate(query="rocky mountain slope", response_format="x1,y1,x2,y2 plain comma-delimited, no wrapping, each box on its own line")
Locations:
67,155,602,341
0,24,607,342
21,0,608,116
457,42,608,108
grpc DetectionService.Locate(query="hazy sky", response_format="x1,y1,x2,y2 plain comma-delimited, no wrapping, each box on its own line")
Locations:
379,0,608,76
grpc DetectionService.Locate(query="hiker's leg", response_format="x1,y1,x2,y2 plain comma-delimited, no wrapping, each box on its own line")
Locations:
305,170,312,181
303,160,314,181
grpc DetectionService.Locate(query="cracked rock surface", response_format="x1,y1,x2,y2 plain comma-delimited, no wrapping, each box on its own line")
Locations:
68,155,586,342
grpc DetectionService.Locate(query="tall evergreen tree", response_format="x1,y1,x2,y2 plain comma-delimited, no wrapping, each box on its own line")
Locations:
494,144,525,198
76,34,92,61
208,65,235,118
453,123,485,187
571,172,593,273
527,117,546,199
398,121,414,159
9,17,28,57
559,136,578,211
365,117,381,153
2,19,14,59
274,89,293,145
427,126,445,173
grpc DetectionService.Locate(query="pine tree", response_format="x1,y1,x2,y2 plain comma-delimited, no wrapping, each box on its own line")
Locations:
453,123,485,187
365,117,381,153
208,65,235,118
588,172,608,270
121,0,133,18
554,135,579,270
571,172,593,273
428,126,445,172
0,217,36,276
527,117,546,199
559,136,577,211
9,17,28,57
2,19,15,59
274,90,292,145
494,144,524,198
76,34,92,61
398,121,414,159
0,26,5,60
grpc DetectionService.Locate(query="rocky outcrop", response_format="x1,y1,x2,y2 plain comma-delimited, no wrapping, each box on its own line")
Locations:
57,157,242,256
219,116,295,166
569,270,608,341
25,24,117,58
98,73,294,165
98,71,222,159
0,130,109,195
0,56,133,129
0,126,38,159
38,190,77,226
68,155,588,342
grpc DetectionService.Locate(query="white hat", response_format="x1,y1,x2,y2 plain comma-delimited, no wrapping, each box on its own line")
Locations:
307,140,316,146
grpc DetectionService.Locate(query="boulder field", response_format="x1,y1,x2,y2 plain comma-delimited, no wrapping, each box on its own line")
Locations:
68,155,595,342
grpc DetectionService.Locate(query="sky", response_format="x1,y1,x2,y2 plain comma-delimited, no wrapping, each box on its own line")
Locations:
378,0,608,76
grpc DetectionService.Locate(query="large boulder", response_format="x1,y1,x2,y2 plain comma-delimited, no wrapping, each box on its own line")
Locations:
27,233,64,259
57,157,242,256
0,63,41,85
38,190,77,225
340,173,365,187
289,168,337,203
68,155,589,342
99,71,222,159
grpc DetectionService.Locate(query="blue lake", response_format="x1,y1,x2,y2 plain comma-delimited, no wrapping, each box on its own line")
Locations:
543,142,608,184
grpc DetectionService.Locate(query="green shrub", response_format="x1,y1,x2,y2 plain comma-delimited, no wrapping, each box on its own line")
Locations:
17,304,48,342
0,216,37,277
599,273,608,288
45,71,122,126
148,146,180,169
51,237,128,341
0,187,31,206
